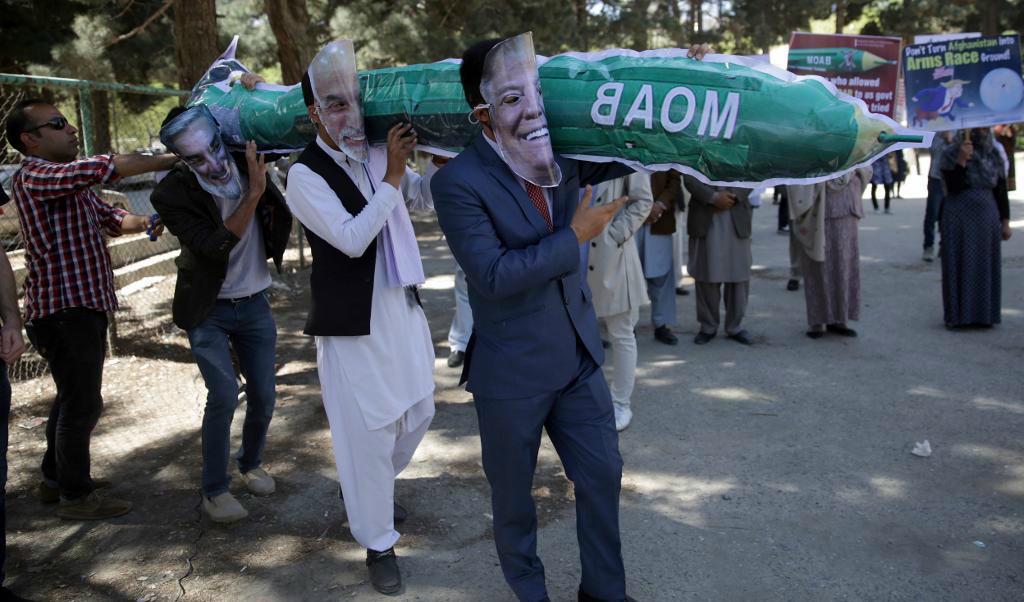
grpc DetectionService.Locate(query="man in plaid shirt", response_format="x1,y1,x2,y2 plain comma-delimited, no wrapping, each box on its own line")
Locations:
5,99,177,520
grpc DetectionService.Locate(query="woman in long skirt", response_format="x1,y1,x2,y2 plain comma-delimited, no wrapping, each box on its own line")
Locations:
940,128,1012,328
788,167,873,339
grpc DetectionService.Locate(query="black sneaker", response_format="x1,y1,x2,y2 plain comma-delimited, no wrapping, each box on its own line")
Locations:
786,279,799,291
826,324,857,337
366,547,402,595
727,330,753,345
446,350,464,368
653,325,678,345
693,331,715,345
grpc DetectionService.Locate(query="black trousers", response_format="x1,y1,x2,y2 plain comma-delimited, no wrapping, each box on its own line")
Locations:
26,308,108,500
777,187,790,231
1,365,10,584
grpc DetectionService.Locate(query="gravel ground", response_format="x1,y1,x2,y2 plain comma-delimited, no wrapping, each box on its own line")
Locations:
3,165,1022,601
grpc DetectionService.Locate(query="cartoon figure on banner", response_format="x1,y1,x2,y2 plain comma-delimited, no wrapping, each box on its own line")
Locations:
160,105,244,201
841,49,856,70
307,39,369,163
911,78,974,127
477,33,562,187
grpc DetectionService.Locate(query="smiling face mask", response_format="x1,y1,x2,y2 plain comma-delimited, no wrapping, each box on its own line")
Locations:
160,105,243,201
308,40,368,163
479,33,561,187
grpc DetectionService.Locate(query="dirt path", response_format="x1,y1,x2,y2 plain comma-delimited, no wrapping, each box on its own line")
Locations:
5,173,1023,601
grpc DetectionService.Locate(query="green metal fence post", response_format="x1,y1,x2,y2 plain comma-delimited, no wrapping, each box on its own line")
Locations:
78,85,94,157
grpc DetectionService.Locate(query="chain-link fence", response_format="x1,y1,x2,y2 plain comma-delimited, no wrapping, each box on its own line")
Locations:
0,74,188,381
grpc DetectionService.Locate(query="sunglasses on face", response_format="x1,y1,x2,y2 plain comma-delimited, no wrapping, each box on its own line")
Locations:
25,117,70,133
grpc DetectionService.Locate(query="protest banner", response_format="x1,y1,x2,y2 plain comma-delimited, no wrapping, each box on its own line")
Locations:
903,34,1024,131
787,32,903,119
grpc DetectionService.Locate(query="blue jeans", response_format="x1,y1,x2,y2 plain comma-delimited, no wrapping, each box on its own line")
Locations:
1,365,9,585
924,177,944,249
187,293,277,497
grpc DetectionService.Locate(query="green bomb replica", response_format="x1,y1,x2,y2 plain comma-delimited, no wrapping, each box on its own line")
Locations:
188,36,932,188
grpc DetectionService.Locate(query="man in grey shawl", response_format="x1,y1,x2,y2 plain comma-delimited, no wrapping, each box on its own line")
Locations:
788,167,873,338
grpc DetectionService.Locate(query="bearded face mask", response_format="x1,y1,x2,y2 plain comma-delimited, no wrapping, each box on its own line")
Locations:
160,105,243,201
479,33,561,187
308,40,369,163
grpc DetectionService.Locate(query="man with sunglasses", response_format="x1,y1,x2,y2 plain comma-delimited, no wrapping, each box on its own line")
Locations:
5,99,176,520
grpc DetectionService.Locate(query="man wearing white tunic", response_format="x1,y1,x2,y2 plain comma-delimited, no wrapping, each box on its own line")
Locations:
284,41,436,595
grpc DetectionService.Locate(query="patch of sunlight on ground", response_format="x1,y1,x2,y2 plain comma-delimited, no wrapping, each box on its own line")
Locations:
950,443,1023,463
971,397,1024,415
692,387,774,403
907,386,946,398
421,274,455,290
975,515,1024,536
868,476,907,499
995,465,1024,496
623,470,736,526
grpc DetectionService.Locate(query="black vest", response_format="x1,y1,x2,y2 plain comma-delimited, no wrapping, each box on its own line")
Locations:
294,141,376,336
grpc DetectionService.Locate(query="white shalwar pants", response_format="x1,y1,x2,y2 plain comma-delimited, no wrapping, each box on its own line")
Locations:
601,306,640,408
321,385,434,552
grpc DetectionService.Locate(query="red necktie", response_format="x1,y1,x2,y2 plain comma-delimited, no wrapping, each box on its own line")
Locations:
525,182,553,232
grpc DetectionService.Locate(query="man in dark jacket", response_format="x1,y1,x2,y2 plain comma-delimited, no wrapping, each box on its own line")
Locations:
151,104,291,523
684,175,754,345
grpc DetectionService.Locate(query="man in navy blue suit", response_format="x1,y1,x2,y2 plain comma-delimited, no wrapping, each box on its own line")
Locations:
431,34,635,602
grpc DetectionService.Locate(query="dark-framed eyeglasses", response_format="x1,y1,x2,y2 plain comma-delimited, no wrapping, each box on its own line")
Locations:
25,117,70,133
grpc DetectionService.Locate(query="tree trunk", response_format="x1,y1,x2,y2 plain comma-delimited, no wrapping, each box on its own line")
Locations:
172,0,219,91
573,0,589,50
92,92,113,154
265,0,318,85
981,0,999,35
835,0,846,34
632,0,652,50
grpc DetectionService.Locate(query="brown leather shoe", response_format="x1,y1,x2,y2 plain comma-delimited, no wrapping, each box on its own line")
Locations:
40,479,112,504
56,491,132,520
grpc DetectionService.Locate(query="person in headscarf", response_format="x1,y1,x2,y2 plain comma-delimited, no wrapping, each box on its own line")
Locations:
788,166,873,339
284,39,441,595
939,128,1012,328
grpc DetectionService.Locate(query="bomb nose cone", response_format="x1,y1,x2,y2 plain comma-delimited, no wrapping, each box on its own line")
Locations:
850,111,891,166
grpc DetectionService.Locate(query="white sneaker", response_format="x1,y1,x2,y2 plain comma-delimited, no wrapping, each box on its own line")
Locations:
241,468,276,496
203,492,248,523
614,405,633,432
922,247,934,262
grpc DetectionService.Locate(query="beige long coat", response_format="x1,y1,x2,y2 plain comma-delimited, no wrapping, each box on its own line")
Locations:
586,172,654,318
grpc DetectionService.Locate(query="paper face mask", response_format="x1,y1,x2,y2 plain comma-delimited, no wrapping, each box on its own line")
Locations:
308,40,368,163
160,105,243,201
480,33,561,187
